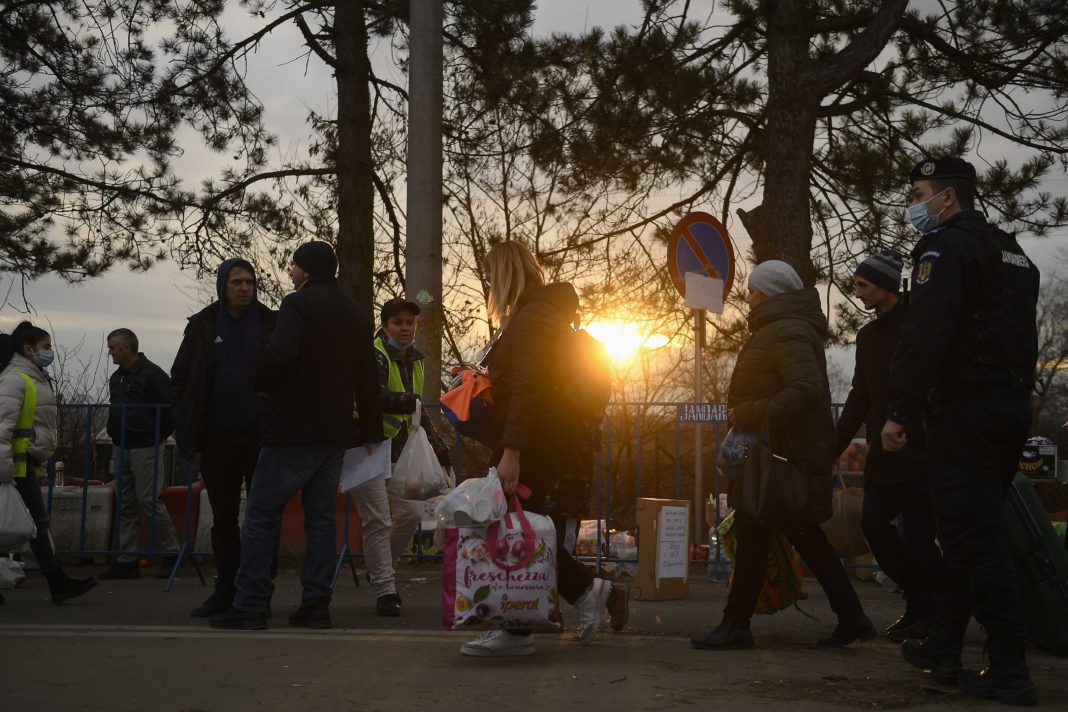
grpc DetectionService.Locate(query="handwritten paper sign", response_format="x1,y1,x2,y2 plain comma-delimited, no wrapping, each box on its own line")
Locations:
655,505,690,585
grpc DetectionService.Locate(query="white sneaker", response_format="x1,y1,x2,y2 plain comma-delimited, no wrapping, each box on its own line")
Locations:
575,578,612,645
460,629,535,657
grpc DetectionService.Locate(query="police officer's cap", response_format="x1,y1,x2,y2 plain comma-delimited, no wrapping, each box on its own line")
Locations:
909,156,977,184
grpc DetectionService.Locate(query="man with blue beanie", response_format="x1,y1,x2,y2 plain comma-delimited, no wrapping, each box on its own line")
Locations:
171,258,278,617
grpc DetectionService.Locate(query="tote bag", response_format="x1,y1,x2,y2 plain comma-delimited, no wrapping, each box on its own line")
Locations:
442,495,561,630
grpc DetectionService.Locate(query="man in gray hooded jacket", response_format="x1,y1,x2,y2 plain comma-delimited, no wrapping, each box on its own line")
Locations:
171,258,277,617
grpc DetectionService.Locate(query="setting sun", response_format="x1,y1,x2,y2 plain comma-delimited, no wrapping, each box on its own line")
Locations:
585,321,670,367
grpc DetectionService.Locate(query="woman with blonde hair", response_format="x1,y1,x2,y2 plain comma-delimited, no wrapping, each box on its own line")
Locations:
460,241,627,657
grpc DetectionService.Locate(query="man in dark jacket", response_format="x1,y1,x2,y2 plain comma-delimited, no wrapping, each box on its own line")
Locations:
211,241,384,631
885,157,1039,705
171,258,278,617
836,250,940,642
100,328,180,580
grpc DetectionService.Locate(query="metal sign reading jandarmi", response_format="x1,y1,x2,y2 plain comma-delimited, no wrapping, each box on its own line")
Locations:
675,403,728,423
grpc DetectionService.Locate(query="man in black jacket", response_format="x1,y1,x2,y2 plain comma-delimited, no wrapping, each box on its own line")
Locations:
884,157,1040,705
100,329,181,580
836,250,940,643
171,258,278,617
211,241,384,631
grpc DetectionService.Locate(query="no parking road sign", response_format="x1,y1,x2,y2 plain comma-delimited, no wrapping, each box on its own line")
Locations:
667,212,736,306
667,211,736,549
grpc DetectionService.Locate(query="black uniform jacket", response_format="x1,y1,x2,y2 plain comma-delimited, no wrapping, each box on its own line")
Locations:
835,301,928,485
888,211,1039,429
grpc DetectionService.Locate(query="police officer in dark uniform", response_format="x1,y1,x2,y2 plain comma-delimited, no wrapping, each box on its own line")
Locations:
882,157,1039,706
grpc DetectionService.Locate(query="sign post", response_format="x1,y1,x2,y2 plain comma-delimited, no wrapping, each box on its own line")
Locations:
667,212,735,545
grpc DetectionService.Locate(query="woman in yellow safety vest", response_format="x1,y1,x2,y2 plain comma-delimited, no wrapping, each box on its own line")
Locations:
0,321,97,606
349,297,451,618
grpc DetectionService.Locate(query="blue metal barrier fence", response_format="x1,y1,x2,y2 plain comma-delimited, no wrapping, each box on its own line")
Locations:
43,401,863,591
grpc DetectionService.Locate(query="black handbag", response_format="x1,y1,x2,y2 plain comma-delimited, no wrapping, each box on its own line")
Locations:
738,429,808,527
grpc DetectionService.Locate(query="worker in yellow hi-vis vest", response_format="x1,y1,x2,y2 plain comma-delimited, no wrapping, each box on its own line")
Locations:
0,321,97,606
349,297,452,618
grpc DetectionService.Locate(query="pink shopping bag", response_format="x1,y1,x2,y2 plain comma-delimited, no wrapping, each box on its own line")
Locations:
442,494,561,630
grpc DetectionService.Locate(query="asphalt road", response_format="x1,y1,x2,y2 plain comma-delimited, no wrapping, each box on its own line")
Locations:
2,561,1066,711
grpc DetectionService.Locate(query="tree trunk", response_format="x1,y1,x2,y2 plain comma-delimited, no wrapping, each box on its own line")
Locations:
755,0,820,286
334,0,375,311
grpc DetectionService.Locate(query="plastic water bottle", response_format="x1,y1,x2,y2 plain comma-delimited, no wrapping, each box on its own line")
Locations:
54,461,65,488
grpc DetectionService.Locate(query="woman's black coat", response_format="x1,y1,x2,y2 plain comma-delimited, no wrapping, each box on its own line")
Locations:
727,288,836,526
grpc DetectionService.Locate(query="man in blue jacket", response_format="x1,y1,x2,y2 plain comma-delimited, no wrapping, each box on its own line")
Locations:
211,241,384,631
171,258,277,617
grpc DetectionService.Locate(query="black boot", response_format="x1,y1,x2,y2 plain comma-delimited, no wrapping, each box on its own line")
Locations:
959,635,1037,707
691,617,755,650
887,605,931,643
376,593,402,617
190,571,235,618
817,614,876,648
901,623,963,685
289,598,332,629
210,605,268,630
45,570,98,605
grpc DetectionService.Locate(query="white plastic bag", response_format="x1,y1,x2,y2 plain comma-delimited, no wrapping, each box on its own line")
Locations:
0,556,26,589
435,468,508,528
388,405,452,501
0,482,36,552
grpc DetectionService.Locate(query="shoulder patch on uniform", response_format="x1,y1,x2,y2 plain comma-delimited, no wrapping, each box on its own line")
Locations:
1001,250,1029,268
915,250,939,285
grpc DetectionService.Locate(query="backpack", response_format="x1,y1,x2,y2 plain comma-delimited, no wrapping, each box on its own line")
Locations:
553,328,612,446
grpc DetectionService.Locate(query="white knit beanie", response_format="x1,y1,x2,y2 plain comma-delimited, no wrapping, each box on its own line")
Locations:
749,260,804,297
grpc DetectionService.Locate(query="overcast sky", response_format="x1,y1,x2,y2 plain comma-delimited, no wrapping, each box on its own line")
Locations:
2,0,1064,388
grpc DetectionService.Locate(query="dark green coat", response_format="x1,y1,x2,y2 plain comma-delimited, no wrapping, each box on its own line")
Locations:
727,288,835,525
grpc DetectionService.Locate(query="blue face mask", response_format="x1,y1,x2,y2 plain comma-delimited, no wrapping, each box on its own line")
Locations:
907,189,947,233
34,349,54,368
387,336,414,350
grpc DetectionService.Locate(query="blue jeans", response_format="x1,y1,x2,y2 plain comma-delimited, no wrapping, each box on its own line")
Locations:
233,447,342,612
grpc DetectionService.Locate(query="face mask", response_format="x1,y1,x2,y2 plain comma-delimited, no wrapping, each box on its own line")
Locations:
907,189,947,233
34,350,54,368
387,336,414,350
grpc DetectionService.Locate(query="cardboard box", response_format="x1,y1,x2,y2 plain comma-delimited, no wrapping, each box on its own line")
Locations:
1018,442,1057,480
633,498,690,601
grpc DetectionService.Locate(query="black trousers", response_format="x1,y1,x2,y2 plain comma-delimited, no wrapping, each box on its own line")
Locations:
725,513,864,624
14,472,58,575
862,479,941,616
553,516,597,605
924,388,1030,644
200,432,277,578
